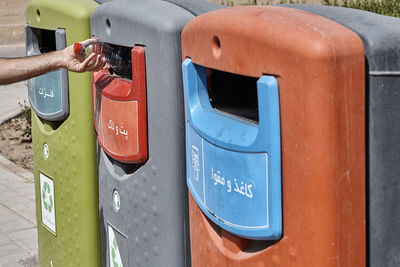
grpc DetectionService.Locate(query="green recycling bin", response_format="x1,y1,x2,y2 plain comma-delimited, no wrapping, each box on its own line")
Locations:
25,0,100,266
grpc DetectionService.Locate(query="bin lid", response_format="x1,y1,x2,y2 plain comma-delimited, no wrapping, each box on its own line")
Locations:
94,0,112,3
282,4,400,72
162,0,224,16
182,6,364,78
91,0,193,47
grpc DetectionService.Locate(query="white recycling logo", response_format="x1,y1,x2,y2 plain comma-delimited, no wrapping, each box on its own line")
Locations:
108,226,123,267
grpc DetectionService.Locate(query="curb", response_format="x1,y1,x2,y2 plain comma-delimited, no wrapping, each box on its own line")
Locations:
0,43,26,57
0,110,23,126
0,153,33,182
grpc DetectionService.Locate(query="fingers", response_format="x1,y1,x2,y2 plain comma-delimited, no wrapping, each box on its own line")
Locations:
79,53,97,72
81,37,99,47
97,58,108,71
85,54,107,72
99,59,108,70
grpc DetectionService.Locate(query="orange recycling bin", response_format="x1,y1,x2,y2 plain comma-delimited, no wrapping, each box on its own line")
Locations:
181,6,366,266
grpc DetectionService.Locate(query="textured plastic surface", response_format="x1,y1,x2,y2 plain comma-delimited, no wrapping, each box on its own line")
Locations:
93,47,147,163
280,5,400,266
182,6,366,266
183,60,282,239
162,0,223,16
91,0,199,266
25,0,101,266
94,0,112,4
25,26,69,121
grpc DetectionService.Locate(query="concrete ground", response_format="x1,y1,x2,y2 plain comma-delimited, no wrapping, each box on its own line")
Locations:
0,44,38,267
0,155,37,267
0,0,30,45
0,45,29,125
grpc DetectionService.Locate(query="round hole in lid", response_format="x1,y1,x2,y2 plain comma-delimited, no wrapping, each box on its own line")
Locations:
106,18,111,35
36,9,40,22
212,36,221,59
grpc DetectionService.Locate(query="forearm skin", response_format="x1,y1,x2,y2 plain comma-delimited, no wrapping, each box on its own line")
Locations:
0,50,64,85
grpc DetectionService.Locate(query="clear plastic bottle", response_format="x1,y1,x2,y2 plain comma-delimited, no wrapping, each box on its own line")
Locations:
74,41,132,77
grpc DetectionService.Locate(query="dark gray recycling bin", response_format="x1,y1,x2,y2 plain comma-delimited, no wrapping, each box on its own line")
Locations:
90,0,222,266
283,4,400,267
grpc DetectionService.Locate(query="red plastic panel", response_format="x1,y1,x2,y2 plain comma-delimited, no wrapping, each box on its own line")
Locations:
97,97,139,159
93,46,147,163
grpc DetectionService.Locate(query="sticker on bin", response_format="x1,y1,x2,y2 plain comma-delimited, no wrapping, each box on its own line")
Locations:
183,59,282,240
108,226,123,267
188,125,269,228
93,46,147,163
97,98,139,157
108,225,128,267
28,70,64,115
40,173,56,234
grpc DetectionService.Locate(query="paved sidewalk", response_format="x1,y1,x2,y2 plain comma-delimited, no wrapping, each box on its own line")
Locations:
0,0,30,45
0,155,37,267
0,44,29,125
0,44,38,266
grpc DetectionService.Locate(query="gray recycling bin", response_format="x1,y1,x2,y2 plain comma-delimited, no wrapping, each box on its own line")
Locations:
90,0,221,266
283,4,400,266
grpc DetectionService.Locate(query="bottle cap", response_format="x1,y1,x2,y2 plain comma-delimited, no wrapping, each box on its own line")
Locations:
73,43,83,55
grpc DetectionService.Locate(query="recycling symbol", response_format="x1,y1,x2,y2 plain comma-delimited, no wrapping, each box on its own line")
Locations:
111,236,122,267
42,181,53,213
113,190,120,212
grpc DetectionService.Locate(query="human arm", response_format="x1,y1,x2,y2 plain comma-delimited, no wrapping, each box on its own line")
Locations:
0,40,106,85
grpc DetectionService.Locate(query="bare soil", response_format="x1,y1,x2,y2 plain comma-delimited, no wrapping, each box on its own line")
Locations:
0,114,33,172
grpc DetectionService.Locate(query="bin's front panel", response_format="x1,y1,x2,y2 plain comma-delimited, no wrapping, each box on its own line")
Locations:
183,60,282,239
187,125,272,236
26,0,100,266
93,47,147,163
28,69,64,115
90,0,198,266
97,96,139,157
182,6,366,266
25,26,69,121
281,5,400,266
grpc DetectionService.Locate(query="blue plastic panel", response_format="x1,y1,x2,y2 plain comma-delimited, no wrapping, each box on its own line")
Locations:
25,26,69,121
28,70,64,115
182,59,282,240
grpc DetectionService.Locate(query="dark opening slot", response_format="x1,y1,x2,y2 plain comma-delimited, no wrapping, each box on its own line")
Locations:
31,28,56,53
40,117,64,131
207,68,259,123
206,215,222,238
205,212,278,252
104,43,132,80
242,239,279,253
113,159,144,175
104,152,145,176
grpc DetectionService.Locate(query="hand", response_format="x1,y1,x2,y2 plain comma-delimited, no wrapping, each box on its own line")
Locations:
61,38,107,73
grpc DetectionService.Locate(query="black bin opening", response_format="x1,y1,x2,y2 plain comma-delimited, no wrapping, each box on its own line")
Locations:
30,28,56,53
103,43,132,80
207,68,259,123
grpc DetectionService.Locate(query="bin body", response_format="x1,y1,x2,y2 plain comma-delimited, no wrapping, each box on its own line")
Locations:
90,0,219,266
25,0,101,266
281,5,400,266
182,6,366,266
